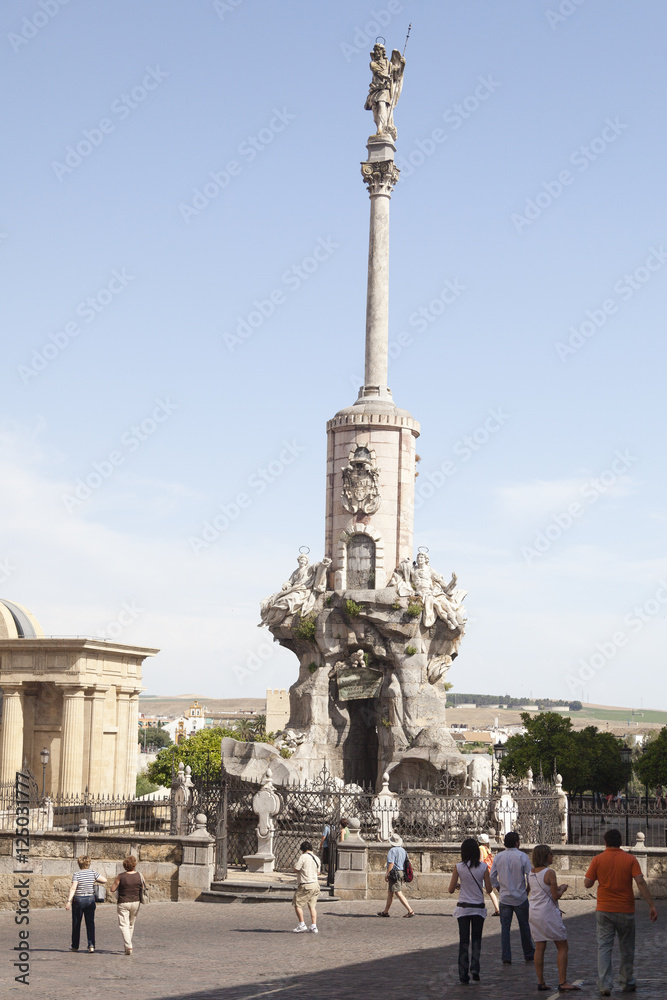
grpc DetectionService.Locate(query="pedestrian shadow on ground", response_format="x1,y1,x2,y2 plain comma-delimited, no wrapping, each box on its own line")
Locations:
143,910,666,1000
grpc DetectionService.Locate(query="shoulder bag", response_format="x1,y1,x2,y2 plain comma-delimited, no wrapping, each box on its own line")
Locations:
139,872,150,905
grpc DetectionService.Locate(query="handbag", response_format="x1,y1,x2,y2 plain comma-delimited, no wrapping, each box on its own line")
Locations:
139,873,150,905
93,882,105,903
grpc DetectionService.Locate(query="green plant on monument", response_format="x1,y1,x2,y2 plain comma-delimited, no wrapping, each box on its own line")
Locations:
406,601,423,618
405,644,417,656
292,613,318,640
344,599,363,618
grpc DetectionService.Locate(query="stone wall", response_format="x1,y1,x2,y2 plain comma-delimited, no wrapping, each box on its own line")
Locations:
0,828,212,910
336,840,667,901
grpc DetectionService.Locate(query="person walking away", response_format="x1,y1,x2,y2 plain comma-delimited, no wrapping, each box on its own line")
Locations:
449,838,494,983
477,834,500,916
65,855,107,953
339,818,349,842
109,856,143,955
377,841,415,918
319,823,331,869
490,831,535,965
292,840,321,933
584,827,658,996
528,844,580,992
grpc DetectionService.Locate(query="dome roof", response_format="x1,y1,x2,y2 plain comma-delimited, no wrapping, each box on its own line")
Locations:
0,600,44,639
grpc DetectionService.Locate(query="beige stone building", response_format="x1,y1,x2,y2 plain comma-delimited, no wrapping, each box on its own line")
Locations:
0,599,158,796
266,688,289,733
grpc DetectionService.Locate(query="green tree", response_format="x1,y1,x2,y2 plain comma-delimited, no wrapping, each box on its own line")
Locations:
253,715,266,736
569,701,583,711
138,726,172,748
146,727,236,786
635,727,667,789
135,773,159,797
571,727,626,795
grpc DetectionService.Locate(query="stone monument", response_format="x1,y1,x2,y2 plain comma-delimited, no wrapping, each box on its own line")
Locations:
227,44,468,791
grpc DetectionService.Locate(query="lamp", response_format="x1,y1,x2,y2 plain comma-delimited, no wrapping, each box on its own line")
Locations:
39,747,50,800
493,741,506,761
618,740,632,845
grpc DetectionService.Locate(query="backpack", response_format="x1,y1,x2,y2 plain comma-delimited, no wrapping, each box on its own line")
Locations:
404,854,414,883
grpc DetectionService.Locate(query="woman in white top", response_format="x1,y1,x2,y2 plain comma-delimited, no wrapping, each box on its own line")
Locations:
529,844,580,992
448,838,494,984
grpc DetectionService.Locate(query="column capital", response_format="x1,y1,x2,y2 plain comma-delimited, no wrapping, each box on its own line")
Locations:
56,684,85,696
0,683,24,694
361,159,400,197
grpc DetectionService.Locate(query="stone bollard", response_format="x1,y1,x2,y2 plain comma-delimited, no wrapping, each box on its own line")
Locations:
179,813,215,900
74,817,89,859
243,767,282,874
334,817,368,900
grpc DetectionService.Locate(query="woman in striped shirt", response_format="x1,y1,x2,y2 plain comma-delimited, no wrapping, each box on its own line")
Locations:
65,855,107,953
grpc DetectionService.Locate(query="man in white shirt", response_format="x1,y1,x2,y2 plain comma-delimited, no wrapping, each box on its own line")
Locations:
490,831,535,965
292,840,321,933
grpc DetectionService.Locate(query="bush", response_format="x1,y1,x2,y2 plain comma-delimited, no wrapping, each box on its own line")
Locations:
406,601,423,618
405,645,418,657
344,599,363,618
569,701,583,711
135,774,159,797
292,614,317,640
392,600,401,610
307,662,319,674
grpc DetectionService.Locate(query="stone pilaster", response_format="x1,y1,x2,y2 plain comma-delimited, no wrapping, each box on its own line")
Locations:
0,685,24,784
113,690,131,796
59,686,85,794
124,692,140,798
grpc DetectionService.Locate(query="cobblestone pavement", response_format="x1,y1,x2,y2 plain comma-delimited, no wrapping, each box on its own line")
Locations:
2,898,666,999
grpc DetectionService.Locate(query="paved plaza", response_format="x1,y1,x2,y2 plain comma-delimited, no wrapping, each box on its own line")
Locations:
3,898,666,999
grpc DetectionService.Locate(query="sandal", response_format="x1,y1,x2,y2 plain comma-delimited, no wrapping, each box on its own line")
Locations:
377,911,390,917
537,986,550,992
404,910,415,917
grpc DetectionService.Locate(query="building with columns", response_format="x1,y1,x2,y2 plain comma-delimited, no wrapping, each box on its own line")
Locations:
0,598,158,796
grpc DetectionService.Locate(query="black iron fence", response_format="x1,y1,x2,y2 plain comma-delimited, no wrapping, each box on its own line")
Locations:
568,796,667,847
216,765,564,875
0,771,172,836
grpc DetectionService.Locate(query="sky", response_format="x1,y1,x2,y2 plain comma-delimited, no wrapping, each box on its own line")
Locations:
1,0,666,708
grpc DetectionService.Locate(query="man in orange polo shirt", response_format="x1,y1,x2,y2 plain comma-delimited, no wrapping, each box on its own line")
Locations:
584,828,658,996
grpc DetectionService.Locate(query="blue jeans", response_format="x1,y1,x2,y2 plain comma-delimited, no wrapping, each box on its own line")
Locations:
596,911,636,992
499,899,535,963
71,896,96,950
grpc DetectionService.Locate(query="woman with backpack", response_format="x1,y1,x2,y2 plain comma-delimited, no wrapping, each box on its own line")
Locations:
449,838,494,984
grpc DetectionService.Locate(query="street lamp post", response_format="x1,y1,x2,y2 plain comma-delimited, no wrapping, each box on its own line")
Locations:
492,741,506,792
39,747,50,800
619,743,632,846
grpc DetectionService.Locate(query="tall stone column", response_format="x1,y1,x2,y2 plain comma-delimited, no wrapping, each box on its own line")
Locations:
113,690,131,796
124,692,140,798
360,137,400,401
59,686,85,794
86,688,108,795
0,685,24,784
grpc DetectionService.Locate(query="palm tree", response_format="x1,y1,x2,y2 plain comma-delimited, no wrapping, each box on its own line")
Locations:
253,715,266,736
233,718,255,742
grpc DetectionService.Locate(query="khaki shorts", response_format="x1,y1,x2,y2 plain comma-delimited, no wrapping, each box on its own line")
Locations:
293,883,319,908
389,874,404,894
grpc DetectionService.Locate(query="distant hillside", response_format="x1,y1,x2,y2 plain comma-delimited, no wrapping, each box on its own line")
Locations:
447,692,570,709
139,696,265,717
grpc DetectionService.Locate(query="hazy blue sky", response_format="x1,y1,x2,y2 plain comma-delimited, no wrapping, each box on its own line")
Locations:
1,0,666,709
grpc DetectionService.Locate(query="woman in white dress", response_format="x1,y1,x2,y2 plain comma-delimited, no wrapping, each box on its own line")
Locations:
529,844,580,992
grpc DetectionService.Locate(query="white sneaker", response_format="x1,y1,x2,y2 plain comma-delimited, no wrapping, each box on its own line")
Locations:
293,923,308,933
309,925,318,933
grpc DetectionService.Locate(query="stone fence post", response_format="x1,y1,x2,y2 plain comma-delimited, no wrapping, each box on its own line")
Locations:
170,762,193,835
178,813,215,900
631,830,648,877
555,773,569,845
371,772,400,843
334,817,368,899
243,767,282,874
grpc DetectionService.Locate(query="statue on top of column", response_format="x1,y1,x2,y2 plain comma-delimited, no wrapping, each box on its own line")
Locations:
364,43,405,141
